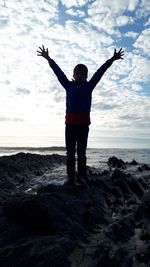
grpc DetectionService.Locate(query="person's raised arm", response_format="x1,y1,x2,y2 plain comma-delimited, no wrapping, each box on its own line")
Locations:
37,45,70,89
89,48,124,90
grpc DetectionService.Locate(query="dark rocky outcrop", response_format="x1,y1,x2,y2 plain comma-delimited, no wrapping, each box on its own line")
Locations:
107,156,126,168
0,153,150,267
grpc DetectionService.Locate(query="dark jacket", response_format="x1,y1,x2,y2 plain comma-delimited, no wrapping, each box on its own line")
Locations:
48,58,113,113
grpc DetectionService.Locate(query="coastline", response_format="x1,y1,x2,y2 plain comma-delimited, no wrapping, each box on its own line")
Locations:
0,152,150,266
0,147,150,166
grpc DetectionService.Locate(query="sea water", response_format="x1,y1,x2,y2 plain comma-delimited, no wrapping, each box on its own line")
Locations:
0,146,149,187
0,146,150,167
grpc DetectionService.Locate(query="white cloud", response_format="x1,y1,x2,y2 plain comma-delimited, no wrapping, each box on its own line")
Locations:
138,0,150,16
0,116,23,122
125,31,139,39
61,0,88,8
15,88,31,95
66,8,85,17
85,14,117,35
128,0,139,11
116,15,135,26
88,0,138,15
133,28,150,55
85,0,140,35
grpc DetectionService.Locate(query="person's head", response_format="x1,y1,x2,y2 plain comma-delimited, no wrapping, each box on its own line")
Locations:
73,64,88,82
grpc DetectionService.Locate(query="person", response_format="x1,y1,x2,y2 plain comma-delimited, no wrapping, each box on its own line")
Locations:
37,45,124,185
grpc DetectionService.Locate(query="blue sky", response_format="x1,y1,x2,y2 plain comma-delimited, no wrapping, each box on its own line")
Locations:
0,0,150,148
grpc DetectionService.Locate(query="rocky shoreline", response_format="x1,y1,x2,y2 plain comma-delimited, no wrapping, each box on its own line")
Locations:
0,153,150,267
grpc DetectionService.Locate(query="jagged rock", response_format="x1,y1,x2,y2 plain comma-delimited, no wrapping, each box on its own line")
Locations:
0,153,150,267
141,164,150,171
129,159,139,165
0,153,66,181
111,168,130,180
105,214,135,242
107,156,126,168
138,164,150,172
0,236,74,267
138,192,150,240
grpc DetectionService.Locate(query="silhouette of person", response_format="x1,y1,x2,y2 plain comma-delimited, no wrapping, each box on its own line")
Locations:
37,45,124,185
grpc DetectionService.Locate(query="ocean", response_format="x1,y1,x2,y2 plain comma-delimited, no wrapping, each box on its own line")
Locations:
0,146,150,168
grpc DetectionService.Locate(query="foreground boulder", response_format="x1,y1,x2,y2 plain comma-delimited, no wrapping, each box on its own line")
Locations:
0,154,150,267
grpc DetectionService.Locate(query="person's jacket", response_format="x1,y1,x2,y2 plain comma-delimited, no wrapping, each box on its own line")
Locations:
48,58,113,124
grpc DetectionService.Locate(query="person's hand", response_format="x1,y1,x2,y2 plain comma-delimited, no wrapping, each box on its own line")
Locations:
113,48,124,60
37,45,50,60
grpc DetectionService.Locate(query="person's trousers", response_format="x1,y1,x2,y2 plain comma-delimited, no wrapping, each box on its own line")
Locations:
65,125,89,177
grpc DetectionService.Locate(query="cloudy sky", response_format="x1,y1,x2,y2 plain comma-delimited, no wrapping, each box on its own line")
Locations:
0,0,150,148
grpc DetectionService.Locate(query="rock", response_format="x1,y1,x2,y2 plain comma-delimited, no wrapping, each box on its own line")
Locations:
138,192,150,240
141,164,150,171
105,214,135,242
0,153,150,266
0,236,74,267
0,153,66,182
107,156,126,168
129,159,139,166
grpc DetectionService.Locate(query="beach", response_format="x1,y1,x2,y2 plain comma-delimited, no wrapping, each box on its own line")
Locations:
0,151,150,266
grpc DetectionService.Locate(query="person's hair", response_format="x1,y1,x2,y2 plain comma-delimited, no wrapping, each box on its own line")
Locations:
73,64,88,75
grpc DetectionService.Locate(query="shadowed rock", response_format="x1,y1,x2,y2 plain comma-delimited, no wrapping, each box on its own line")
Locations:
0,153,150,267
129,159,139,165
107,156,126,168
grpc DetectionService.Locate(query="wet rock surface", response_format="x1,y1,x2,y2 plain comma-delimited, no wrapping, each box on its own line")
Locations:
0,153,150,267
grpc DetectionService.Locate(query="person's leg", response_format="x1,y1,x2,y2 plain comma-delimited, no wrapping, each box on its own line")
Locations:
77,125,89,177
65,125,77,180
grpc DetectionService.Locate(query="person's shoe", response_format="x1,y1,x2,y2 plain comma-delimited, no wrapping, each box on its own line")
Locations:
65,176,76,185
77,176,89,188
